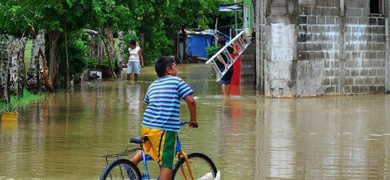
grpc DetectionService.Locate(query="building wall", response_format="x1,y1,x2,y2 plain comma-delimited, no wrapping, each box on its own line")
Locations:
241,41,256,84
256,0,389,97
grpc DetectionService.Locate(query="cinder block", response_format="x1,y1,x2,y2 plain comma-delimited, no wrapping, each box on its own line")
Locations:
325,17,336,24
351,86,360,93
360,86,369,92
368,85,376,92
323,78,331,85
377,86,386,93
270,15,288,24
355,79,364,85
271,6,287,15
273,0,287,6
324,86,335,93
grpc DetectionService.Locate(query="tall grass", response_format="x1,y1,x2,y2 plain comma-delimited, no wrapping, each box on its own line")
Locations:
25,39,32,71
0,89,46,112
11,89,46,106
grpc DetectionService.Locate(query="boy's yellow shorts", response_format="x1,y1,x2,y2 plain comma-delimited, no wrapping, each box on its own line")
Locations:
142,127,177,169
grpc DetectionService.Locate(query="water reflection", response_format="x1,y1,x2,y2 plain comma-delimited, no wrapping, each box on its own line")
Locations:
1,64,390,179
126,82,145,122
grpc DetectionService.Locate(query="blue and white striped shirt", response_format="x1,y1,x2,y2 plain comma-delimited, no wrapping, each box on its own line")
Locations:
142,75,194,132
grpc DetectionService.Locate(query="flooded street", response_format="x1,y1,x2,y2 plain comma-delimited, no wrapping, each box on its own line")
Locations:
1,63,390,179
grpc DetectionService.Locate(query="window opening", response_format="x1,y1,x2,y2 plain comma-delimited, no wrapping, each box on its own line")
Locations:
370,0,384,15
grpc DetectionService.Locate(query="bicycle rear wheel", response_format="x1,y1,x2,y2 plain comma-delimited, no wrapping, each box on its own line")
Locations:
100,159,142,180
172,152,217,180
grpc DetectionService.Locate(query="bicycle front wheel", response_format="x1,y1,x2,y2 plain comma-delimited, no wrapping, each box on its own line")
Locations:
172,152,217,180
100,159,142,180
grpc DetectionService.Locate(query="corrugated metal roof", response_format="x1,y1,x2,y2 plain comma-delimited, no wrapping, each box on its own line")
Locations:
219,3,243,12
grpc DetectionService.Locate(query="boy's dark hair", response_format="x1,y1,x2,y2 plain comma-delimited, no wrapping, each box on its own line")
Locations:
155,56,175,77
217,36,226,46
129,39,136,46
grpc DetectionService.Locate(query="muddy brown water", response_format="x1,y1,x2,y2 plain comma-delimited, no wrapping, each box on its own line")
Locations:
1,63,390,179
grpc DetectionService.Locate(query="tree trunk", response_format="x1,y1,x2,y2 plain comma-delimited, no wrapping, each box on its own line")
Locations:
0,35,10,103
18,37,27,97
64,24,70,90
39,48,55,92
29,25,54,92
101,27,117,79
0,35,26,102
117,31,124,66
48,32,60,89
9,36,27,97
26,30,45,93
85,29,99,62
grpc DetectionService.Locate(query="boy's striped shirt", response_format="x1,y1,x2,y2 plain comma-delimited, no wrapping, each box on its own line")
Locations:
142,75,193,132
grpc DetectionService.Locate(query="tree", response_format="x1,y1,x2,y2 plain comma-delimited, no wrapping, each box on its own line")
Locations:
122,0,223,63
0,0,230,94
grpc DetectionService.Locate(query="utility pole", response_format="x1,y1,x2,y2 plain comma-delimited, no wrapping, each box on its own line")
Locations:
243,0,253,36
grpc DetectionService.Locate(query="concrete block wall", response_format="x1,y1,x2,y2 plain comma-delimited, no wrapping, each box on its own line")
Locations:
296,1,341,96
344,20,386,94
241,41,256,84
256,1,268,94
257,0,388,97
258,0,300,97
299,0,387,95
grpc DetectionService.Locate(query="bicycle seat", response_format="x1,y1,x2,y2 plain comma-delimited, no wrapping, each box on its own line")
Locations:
130,136,149,144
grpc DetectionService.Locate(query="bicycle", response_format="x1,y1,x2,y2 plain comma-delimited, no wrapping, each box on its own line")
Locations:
99,122,218,180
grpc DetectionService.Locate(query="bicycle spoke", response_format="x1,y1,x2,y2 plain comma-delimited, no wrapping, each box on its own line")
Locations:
100,159,142,180
172,153,217,180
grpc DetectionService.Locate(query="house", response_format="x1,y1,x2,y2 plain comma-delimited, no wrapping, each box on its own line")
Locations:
254,0,389,97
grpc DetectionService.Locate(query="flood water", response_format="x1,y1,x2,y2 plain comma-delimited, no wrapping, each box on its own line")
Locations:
1,63,390,179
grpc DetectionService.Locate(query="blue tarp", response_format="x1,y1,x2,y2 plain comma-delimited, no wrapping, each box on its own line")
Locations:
187,34,213,59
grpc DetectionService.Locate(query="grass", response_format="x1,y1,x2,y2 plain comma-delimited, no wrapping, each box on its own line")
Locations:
0,39,44,113
24,39,32,72
0,89,47,112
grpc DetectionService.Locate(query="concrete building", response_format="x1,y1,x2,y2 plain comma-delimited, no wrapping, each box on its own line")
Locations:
254,0,390,97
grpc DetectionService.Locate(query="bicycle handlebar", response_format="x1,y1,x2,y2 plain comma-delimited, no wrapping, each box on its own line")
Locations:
181,121,198,128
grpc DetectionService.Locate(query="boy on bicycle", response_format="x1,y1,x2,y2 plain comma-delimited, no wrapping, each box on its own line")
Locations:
130,56,198,180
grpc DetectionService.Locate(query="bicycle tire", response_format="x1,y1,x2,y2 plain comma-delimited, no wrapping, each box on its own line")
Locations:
100,159,142,180
171,152,217,180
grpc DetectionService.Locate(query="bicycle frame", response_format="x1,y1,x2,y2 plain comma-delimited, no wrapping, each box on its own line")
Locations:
176,141,195,180
139,136,195,180
103,147,139,165
140,147,153,180
101,122,200,180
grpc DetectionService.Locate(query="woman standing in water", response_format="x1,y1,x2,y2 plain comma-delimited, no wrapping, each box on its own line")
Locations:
126,39,144,82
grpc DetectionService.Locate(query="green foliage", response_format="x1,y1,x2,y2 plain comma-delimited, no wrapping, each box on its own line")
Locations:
58,39,88,86
206,45,219,58
0,89,46,112
123,0,226,63
102,58,111,66
24,39,33,72
123,32,139,51
60,39,88,74
11,89,46,106
0,2,31,36
87,58,99,68
1,0,236,89
143,30,173,65
0,103,18,112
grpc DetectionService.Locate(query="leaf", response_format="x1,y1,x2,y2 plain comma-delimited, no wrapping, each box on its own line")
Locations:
66,0,73,7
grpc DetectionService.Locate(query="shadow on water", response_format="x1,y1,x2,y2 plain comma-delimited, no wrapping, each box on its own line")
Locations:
1,63,390,179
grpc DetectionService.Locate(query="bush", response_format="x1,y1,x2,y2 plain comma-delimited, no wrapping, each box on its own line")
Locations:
59,39,88,85
206,45,219,58
123,31,174,66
